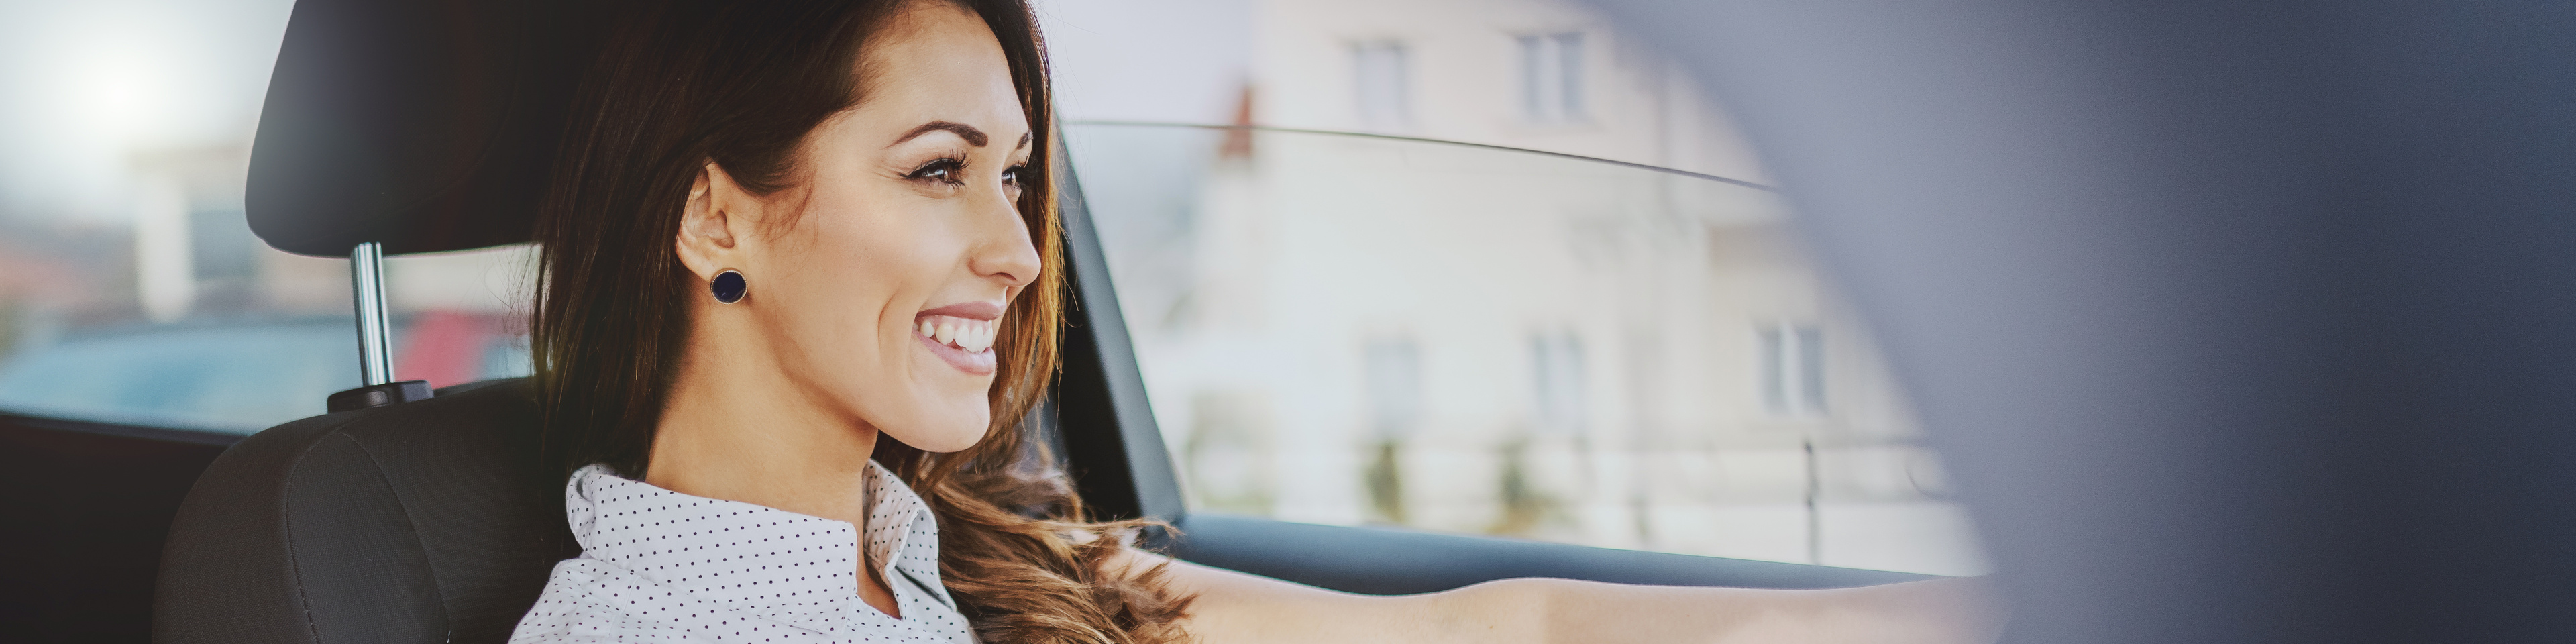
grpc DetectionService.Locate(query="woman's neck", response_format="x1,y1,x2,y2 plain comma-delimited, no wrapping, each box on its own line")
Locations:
645,329,878,527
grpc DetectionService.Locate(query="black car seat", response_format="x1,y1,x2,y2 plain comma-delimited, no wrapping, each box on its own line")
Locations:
153,1,604,642
154,380,576,644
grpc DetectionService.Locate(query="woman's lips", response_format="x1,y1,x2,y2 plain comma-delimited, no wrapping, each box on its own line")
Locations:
918,301,1002,321
917,332,996,376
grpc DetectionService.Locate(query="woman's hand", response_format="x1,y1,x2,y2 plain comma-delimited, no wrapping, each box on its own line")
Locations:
1121,547,2005,644
1442,575,2002,644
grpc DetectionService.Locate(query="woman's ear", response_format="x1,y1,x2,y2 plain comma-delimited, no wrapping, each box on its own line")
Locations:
675,161,745,281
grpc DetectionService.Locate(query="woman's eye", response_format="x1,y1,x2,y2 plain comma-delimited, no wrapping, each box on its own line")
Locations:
907,159,964,184
1000,164,1027,189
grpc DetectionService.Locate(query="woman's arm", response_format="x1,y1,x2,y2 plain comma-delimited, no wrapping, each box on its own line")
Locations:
1507,574,2006,644
1116,549,2004,644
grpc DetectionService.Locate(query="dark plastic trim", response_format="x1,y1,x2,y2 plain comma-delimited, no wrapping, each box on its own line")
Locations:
0,411,247,448
325,380,433,413
1049,152,1188,523
1167,514,1933,594
0,412,240,641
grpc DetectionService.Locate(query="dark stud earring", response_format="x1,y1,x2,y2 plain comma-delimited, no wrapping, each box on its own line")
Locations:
711,270,747,304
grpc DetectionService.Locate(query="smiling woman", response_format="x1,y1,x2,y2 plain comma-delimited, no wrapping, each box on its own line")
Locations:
523,0,1195,641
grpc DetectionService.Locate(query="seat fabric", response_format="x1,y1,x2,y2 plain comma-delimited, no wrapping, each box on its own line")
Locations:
154,379,577,644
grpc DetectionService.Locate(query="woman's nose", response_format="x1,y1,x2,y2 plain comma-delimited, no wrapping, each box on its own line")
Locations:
969,195,1041,288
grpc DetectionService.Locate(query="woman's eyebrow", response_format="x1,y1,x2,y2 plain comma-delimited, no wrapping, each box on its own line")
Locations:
1016,132,1032,150
890,121,988,147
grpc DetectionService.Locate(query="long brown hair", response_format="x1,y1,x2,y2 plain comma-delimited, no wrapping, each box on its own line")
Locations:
528,1,1191,641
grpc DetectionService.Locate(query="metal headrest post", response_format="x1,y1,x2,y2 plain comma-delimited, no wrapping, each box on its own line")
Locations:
326,241,433,412
352,241,396,384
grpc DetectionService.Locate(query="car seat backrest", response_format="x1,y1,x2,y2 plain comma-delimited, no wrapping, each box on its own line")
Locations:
154,379,577,644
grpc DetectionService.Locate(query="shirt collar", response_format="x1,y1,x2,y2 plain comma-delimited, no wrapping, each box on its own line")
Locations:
861,460,950,608
562,461,952,631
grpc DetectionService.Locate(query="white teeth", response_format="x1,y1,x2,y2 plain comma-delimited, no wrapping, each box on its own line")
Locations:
920,316,998,352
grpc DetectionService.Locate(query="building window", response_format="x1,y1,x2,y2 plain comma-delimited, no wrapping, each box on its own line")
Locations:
1352,40,1411,130
1530,331,1585,433
1363,337,1424,435
1517,32,1585,123
1760,323,1826,415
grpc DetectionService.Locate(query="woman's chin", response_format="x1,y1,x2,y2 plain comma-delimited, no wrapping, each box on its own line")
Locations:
880,407,991,453
890,431,984,453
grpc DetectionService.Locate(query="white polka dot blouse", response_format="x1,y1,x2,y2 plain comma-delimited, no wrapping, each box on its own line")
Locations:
507,462,977,643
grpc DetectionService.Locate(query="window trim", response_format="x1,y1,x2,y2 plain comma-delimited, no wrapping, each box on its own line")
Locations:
1046,150,1189,523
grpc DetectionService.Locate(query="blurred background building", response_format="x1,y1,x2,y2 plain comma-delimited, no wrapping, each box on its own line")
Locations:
1052,0,1986,574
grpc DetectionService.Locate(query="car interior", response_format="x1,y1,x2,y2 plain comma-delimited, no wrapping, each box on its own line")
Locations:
7,0,2571,642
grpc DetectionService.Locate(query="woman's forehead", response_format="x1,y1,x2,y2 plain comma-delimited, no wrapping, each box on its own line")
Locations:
849,2,1029,139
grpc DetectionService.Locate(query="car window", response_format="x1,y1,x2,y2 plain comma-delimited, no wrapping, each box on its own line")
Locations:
1067,122,1988,576
0,1,534,435
0,237,535,434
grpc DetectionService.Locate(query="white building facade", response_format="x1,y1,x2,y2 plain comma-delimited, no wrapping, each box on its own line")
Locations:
1066,0,1988,575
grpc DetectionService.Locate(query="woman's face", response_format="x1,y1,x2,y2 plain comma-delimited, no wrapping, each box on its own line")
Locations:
678,1,1037,453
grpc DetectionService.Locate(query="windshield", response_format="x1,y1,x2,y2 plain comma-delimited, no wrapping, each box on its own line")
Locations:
1068,121,1988,576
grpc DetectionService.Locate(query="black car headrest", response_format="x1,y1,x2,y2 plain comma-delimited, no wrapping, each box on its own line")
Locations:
246,0,603,258
153,379,578,644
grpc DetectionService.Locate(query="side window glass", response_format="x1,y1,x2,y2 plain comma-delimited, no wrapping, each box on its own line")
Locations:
0,2,535,435
1069,122,1988,576
0,209,535,435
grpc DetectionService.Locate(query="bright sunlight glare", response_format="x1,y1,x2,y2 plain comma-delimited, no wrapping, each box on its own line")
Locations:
66,47,173,145
0,0,292,220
